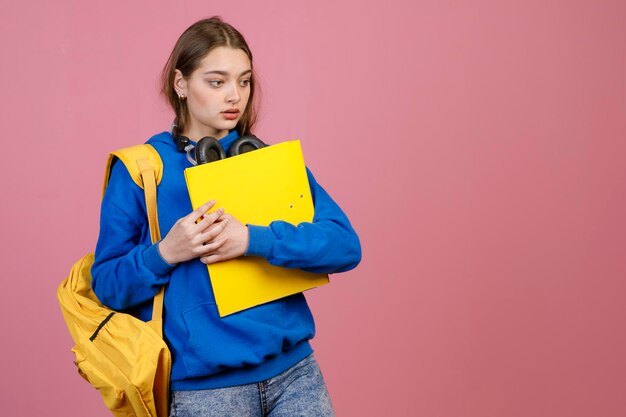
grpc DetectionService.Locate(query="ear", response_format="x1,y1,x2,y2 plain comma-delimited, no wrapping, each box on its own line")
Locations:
174,69,188,96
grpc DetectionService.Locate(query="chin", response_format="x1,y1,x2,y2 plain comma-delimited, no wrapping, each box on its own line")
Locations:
216,120,239,131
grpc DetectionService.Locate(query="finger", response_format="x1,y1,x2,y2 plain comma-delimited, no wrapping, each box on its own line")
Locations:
189,200,216,222
196,236,228,256
199,239,229,264
197,207,225,229
200,254,221,265
198,218,229,242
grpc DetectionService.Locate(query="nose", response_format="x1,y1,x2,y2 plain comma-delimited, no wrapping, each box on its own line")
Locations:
226,82,241,104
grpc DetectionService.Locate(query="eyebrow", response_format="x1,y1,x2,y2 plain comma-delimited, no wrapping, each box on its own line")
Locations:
202,69,252,76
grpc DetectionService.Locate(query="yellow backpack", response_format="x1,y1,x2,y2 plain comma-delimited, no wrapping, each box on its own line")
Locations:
57,144,171,417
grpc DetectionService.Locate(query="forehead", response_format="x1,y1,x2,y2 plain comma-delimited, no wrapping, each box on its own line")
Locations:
195,47,251,74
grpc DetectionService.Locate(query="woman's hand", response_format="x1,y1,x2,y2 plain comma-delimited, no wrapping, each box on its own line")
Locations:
199,213,249,265
158,200,228,264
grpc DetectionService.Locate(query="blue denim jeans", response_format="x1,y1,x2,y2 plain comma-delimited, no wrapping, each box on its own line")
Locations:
169,354,335,417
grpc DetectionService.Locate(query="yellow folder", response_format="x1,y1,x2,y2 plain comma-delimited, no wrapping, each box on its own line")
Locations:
184,140,329,317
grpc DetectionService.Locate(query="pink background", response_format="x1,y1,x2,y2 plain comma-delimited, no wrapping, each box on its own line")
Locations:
1,0,625,415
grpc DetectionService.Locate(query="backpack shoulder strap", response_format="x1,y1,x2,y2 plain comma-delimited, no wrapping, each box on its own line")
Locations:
102,144,165,334
103,144,163,194
102,144,163,243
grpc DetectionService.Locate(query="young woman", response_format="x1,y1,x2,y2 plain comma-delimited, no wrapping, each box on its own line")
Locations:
91,17,361,416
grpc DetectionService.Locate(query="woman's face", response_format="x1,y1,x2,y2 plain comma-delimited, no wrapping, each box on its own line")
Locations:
175,46,252,139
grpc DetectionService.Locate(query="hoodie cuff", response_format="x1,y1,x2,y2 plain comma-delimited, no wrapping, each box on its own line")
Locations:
143,242,177,276
245,224,275,259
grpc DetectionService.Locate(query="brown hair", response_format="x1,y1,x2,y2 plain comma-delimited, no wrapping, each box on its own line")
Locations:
161,17,258,136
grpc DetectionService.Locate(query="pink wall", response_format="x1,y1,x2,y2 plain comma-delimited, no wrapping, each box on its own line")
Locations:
1,0,625,415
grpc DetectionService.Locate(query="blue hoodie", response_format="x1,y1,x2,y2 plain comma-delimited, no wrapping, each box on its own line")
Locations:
91,130,361,390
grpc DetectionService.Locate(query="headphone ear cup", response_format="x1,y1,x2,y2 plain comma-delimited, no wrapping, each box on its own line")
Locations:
228,135,267,157
195,136,226,164
174,134,191,153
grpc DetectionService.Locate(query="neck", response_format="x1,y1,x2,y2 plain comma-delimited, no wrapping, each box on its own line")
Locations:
182,121,228,141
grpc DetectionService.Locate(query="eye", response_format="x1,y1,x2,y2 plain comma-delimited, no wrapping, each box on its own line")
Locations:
208,80,223,87
240,79,251,87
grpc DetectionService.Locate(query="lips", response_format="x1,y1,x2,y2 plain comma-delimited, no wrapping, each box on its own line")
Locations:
222,108,240,120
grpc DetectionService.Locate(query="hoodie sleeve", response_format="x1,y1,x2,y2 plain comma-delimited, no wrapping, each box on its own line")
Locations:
91,160,175,310
245,168,361,274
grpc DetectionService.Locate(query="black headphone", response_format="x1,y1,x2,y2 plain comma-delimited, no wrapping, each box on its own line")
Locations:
173,130,267,165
